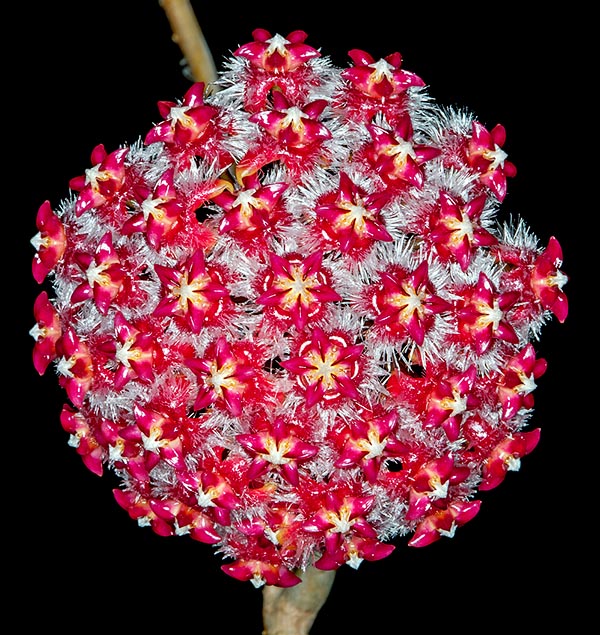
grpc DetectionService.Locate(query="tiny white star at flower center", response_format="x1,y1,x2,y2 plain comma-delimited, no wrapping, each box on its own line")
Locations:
346,551,364,569
549,270,569,290
174,521,191,536
447,212,474,243
196,487,217,508
250,573,266,589
328,507,354,533
264,527,280,545
233,188,259,213
208,362,237,394
266,34,291,55
115,338,135,367
264,437,292,465
306,349,340,390
169,105,192,126
391,286,425,318
84,164,103,188
67,433,81,449
506,455,521,472
108,441,126,463
141,430,163,453
387,138,416,161
281,107,306,132
428,477,449,500
483,145,508,170
359,429,387,459
56,356,75,377
142,196,166,221
438,522,457,539
29,323,44,341
30,232,44,250
174,273,210,310
442,390,468,417
339,201,370,233
86,261,109,287
478,300,503,330
369,58,395,82
516,372,537,395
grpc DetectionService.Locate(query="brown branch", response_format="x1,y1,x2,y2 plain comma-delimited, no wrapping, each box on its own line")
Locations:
159,0,217,88
262,568,336,635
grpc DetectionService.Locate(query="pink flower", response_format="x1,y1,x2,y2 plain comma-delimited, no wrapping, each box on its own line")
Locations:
185,336,258,416
429,191,497,270
467,121,517,201
153,250,230,333
334,409,408,483
234,29,320,73
497,344,547,420
70,231,125,314
30,291,62,375
144,82,218,148
31,200,66,283
221,558,302,588
370,260,451,345
100,312,162,389
365,115,440,188
209,172,289,249
179,466,239,526
257,251,341,330
281,327,364,407
237,416,318,486
479,429,541,490
250,92,331,151
408,499,481,547
55,328,94,408
60,405,106,476
69,144,128,217
342,49,425,100
424,366,481,441
314,171,393,255
149,498,222,544
456,272,519,354
531,236,569,323
405,455,471,521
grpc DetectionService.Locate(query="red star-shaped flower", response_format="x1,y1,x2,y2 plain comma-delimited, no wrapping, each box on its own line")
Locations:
69,144,128,217
257,251,341,330
30,291,62,375
334,409,408,483
185,336,257,416
70,231,126,314
424,366,480,441
281,327,364,407
237,416,318,486
234,29,320,73
479,428,541,490
153,250,230,333
457,272,519,354
429,191,497,270
531,236,569,323
31,200,66,283
467,121,517,201
342,49,424,99
314,171,393,255
365,115,440,188
370,260,451,345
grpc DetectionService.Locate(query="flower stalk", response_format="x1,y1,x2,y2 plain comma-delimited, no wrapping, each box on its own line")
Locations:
159,0,217,86
262,567,336,635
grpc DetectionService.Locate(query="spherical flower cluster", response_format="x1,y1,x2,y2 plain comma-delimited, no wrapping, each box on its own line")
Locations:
30,28,568,589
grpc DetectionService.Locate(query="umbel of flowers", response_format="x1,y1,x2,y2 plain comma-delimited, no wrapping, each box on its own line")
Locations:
31,29,568,589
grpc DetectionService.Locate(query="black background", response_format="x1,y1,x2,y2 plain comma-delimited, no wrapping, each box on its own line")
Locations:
12,2,589,631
